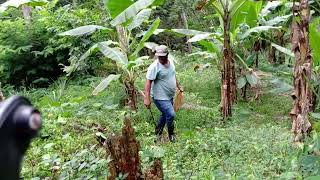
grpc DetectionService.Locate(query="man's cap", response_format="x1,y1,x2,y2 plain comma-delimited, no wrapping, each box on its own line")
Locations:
155,45,169,57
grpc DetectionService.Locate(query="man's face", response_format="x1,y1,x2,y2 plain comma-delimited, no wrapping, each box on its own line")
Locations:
158,55,168,63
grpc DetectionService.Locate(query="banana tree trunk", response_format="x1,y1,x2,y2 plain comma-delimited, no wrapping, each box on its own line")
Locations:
290,0,312,142
221,8,236,119
125,80,138,111
277,30,286,64
0,89,4,102
22,5,32,25
268,45,276,64
181,10,192,53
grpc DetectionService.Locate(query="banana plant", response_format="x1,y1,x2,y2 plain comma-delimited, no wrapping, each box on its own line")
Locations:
166,0,263,119
0,0,47,13
290,0,313,142
60,0,163,110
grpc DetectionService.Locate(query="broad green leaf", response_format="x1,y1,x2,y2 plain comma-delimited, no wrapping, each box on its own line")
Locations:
306,176,320,180
211,0,224,17
79,44,98,61
79,41,118,61
92,75,121,95
171,29,208,36
237,77,247,89
310,18,320,65
241,26,281,39
110,0,155,26
263,15,292,26
231,0,260,33
230,0,247,17
311,113,320,119
59,25,109,36
131,18,160,60
199,40,222,57
106,0,133,18
245,54,255,67
153,29,166,35
152,0,165,6
260,1,282,17
0,0,47,12
150,146,165,158
188,33,212,43
97,43,128,65
245,73,258,86
128,8,152,31
269,78,293,94
144,42,158,50
271,43,294,57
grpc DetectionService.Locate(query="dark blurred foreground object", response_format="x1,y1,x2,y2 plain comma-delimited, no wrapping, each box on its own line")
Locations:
0,96,41,180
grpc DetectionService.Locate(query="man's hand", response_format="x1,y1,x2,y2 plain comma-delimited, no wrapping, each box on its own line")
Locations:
144,97,151,109
177,86,184,92
144,79,152,109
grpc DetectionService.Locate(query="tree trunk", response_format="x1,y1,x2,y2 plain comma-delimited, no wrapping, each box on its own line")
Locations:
125,80,138,111
105,117,163,180
277,30,286,64
268,45,276,64
72,0,77,7
144,159,164,180
253,40,261,68
181,10,192,53
116,26,129,55
221,7,236,119
0,83,4,102
22,5,32,25
290,0,313,142
106,117,141,179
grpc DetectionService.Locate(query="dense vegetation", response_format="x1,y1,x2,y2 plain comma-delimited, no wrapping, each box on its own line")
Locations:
0,0,320,179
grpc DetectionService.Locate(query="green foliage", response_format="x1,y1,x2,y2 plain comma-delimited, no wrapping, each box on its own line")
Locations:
0,0,112,87
0,0,47,13
17,54,302,179
109,0,156,26
310,17,320,66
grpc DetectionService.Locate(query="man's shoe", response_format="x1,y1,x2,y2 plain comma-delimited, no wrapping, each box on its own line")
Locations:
169,135,176,143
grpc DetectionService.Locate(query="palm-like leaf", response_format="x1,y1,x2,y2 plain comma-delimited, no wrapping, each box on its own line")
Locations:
98,43,128,65
271,43,294,57
130,17,160,60
128,8,152,31
0,0,47,12
241,26,281,39
263,15,292,26
110,0,156,26
59,25,110,36
92,75,121,96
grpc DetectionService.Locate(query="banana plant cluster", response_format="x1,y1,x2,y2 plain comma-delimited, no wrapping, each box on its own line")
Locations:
166,0,264,118
0,0,47,13
60,0,164,110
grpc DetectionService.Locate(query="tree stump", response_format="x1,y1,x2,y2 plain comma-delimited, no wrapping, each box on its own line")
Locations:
144,159,163,180
105,117,163,180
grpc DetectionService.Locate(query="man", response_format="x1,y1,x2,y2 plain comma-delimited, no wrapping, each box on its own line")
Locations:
144,45,182,143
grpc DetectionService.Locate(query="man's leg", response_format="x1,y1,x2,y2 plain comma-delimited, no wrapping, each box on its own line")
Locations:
153,99,166,136
155,113,166,135
165,99,176,141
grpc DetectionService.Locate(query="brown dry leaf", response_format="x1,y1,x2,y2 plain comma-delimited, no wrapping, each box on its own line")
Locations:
196,0,209,11
174,90,184,112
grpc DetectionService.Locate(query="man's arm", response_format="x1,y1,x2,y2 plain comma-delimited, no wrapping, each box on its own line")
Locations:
144,79,153,109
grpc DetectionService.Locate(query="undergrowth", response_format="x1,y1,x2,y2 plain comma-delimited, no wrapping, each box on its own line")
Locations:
13,54,307,179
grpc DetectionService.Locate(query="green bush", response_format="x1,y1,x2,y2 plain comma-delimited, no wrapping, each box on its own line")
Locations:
0,2,112,87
